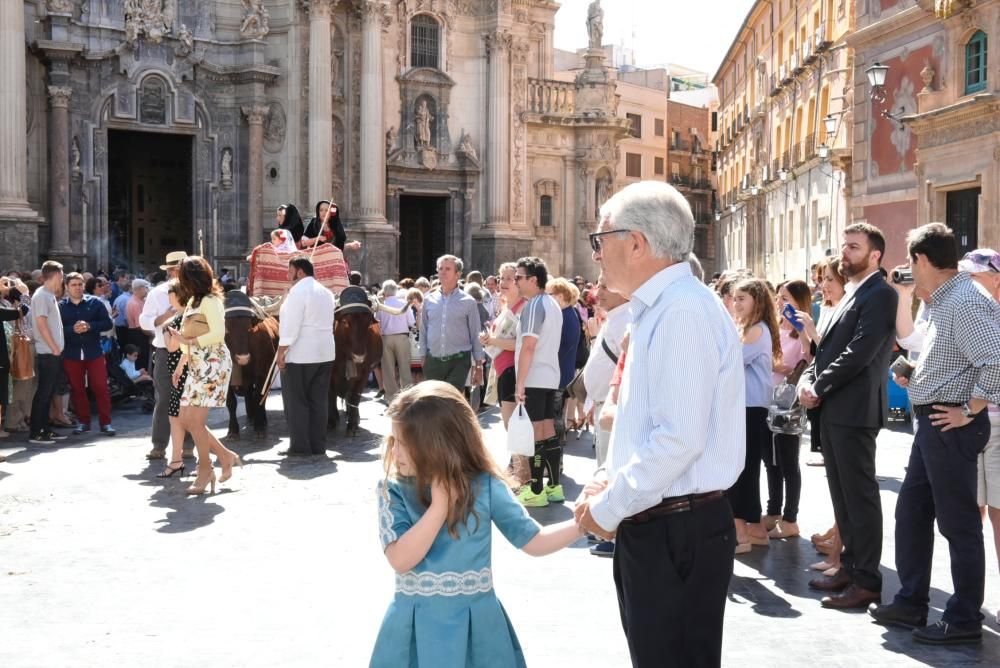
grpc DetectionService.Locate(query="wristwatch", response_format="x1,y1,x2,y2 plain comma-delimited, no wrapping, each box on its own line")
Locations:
961,402,977,418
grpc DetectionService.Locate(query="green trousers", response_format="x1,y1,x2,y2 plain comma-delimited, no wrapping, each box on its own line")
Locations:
423,352,472,394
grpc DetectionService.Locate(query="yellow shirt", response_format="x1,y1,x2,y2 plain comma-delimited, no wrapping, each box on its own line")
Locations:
180,294,226,354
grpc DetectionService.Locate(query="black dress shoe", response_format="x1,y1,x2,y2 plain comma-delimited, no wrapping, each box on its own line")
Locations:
808,569,851,592
868,602,927,630
912,620,982,645
821,584,880,610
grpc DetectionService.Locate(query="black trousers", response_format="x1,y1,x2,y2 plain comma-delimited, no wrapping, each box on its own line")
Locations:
728,407,767,523
281,361,333,455
613,496,735,668
821,416,883,592
29,353,63,434
763,433,801,522
893,412,990,627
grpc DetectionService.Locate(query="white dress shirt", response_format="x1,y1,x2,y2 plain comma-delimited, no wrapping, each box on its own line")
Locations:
279,276,336,364
582,302,630,404
589,262,747,532
138,281,172,349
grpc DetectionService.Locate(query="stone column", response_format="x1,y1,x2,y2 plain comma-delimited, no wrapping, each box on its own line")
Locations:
243,105,269,248
484,31,511,226
307,0,336,204
357,0,387,222
0,2,39,220
48,86,73,254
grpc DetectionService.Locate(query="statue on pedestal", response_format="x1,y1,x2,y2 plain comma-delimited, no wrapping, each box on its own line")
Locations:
587,0,603,50
415,99,434,149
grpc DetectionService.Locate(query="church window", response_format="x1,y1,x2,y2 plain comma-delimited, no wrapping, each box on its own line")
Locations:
411,15,440,69
626,113,642,138
965,31,987,95
540,196,553,227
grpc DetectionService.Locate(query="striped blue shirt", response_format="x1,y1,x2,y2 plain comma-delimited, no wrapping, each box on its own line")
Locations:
589,262,747,532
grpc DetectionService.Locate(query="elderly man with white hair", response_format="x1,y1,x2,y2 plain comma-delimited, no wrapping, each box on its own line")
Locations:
573,181,746,668
377,279,416,402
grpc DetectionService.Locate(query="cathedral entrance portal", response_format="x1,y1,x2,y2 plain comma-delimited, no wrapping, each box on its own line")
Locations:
399,195,449,279
108,130,193,275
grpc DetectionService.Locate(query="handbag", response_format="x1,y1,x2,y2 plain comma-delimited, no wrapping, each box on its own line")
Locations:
181,312,210,339
766,359,810,435
506,403,536,456
10,317,34,381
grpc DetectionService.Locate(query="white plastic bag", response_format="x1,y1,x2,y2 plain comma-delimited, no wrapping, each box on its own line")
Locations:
506,403,535,457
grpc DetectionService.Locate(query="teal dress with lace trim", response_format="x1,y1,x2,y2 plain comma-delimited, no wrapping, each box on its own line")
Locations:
370,472,541,668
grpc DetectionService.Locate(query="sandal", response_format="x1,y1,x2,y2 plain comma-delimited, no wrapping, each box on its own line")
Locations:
157,461,186,478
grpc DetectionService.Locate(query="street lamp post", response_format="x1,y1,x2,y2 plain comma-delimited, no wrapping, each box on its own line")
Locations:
865,61,907,128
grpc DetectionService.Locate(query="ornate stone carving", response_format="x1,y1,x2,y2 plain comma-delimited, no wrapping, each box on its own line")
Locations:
331,27,344,97
483,31,512,56
333,116,345,168
47,0,76,13
139,78,167,124
386,126,399,157
357,0,388,22
240,0,270,39
302,0,340,18
124,0,175,48
920,61,935,93
263,101,286,153
71,136,81,175
456,130,479,164
48,86,73,109
242,104,269,126
220,148,233,189
511,62,526,221
587,0,604,50
176,24,194,57
511,38,529,65
993,146,1000,162
415,98,434,148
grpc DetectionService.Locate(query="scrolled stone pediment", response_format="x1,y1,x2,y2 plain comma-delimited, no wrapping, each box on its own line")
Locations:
398,67,456,88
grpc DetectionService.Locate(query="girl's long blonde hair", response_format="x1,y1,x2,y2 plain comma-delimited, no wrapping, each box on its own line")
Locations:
383,381,508,538
734,278,782,364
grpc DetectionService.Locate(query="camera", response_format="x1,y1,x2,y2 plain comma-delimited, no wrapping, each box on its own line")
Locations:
891,268,913,285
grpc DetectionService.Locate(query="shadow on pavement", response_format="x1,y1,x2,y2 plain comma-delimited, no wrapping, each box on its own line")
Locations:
729,574,803,618
275,455,339,480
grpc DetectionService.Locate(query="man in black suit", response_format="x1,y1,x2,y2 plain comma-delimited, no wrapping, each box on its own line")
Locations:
797,223,898,610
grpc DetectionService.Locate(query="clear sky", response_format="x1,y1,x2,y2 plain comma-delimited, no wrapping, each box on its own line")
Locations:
553,0,755,78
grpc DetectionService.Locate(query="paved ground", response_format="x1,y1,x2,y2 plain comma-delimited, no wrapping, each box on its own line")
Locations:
1,391,999,667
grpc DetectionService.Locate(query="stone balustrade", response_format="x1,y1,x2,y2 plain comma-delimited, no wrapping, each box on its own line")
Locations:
527,78,575,115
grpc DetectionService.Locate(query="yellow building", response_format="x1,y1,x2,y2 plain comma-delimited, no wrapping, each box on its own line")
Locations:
713,0,854,281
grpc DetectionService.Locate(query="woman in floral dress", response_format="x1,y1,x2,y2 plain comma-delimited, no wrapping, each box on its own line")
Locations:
167,257,240,495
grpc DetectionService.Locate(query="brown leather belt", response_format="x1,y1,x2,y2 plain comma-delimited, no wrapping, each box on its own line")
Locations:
622,491,725,525
913,402,960,417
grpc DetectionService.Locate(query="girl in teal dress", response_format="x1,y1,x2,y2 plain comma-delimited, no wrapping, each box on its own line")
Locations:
371,381,584,668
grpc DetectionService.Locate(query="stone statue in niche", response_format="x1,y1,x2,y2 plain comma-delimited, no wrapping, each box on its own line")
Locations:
240,0,270,40
124,0,175,48
920,61,935,94
415,99,434,149
220,148,233,189
596,173,612,214
139,78,167,124
587,0,603,50
176,24,194,57
71,136,82,176
333,129,344,167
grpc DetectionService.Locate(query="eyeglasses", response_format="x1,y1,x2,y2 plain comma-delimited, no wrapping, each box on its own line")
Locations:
589,229,633,253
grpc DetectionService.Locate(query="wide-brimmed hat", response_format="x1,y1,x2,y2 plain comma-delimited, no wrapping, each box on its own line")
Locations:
159,251,189,270
958,248,1000,274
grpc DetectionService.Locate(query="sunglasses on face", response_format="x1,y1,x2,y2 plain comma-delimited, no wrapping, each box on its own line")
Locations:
588,229,632,253
966,252,1000,273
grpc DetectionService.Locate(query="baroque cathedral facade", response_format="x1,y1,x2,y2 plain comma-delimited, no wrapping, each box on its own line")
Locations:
2,0,628,280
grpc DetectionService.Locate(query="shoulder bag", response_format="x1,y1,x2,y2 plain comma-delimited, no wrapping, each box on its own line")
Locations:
10,316,34,381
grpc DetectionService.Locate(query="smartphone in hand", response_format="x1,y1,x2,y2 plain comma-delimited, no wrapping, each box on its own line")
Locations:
782,303,804,332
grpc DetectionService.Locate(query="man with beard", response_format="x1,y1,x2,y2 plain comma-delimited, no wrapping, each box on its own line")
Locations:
798,223,898,610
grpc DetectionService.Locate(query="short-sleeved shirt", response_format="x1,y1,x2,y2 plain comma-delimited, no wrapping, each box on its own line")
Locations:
31,286,64,355
514,293,562,390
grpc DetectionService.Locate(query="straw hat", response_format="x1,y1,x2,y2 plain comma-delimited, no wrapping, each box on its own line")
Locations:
159,251,189,270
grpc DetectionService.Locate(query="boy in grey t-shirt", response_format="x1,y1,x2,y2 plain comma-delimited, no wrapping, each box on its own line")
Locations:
28,261,69,444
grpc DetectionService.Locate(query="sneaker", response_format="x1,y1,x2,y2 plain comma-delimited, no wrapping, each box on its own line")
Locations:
45,430,68,441
590,541,615,558
29,432,56,445
72,423,91,435
544,484,565,503
585,533,603,544
911,620,981,645
516,485,549,508
100,425,116,437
